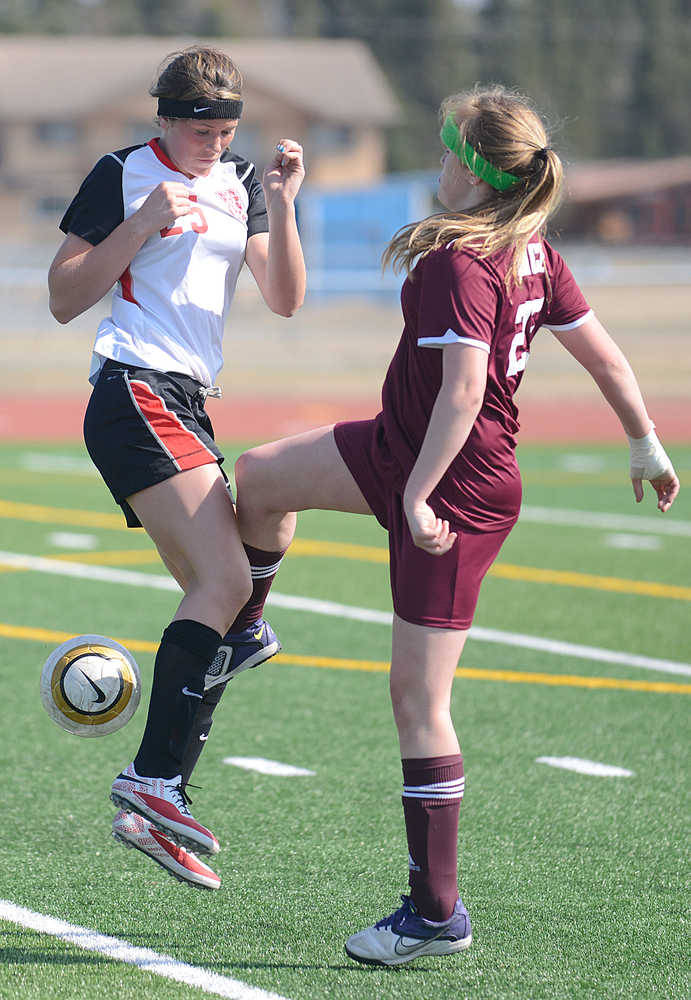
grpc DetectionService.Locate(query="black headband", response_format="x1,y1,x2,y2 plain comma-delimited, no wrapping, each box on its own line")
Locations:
157,97,243,120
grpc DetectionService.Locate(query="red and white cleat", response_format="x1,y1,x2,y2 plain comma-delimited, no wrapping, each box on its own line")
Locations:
112,810,220,890
110,763,219,856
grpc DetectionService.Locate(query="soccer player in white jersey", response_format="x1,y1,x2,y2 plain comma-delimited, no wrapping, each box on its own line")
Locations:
224,86,680,961
48,46,306,890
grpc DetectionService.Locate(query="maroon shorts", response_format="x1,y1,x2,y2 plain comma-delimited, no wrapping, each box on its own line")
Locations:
334,418,512,630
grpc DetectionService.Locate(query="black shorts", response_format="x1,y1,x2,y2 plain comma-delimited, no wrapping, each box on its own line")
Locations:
83,360,227,528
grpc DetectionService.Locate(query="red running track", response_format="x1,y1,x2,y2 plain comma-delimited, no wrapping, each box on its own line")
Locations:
1,394,689,443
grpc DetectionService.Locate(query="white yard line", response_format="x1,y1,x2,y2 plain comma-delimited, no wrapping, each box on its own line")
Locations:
0,900,290,1000
463,625,691,677
0,550,689,678
520,505,691,537
19,452,98,475
47,532,98,550
535,757,634,778
223,757,316,777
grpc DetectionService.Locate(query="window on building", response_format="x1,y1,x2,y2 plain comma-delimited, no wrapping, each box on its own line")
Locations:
128,120,158,145
308,123,353,152
36,121,82,145
233,125,262,166
37,195,70,216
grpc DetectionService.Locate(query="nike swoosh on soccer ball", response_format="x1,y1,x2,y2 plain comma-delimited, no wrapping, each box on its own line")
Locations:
79,669,107,703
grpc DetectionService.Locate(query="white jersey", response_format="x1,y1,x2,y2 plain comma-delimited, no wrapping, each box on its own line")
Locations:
60,139,269,387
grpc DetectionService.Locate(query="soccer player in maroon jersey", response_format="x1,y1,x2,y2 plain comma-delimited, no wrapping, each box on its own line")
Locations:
48,46,305,890
230,84,680,964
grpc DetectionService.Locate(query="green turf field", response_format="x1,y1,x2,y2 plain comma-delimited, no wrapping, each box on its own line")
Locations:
0,441,689,1000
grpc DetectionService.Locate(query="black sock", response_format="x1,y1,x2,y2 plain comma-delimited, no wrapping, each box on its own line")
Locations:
180,680,228,787
134,619,221,779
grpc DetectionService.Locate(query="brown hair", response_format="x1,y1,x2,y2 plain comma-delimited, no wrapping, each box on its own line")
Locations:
150,45,242,102
383,85,564,288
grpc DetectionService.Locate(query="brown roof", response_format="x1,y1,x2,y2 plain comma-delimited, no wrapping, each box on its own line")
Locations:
565,158,691,202
0,35,400,124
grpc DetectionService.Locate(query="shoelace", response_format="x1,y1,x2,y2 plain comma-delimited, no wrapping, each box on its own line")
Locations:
375,895,414,930
167,782,193,814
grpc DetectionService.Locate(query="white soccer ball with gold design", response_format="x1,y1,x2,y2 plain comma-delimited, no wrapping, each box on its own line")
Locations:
40,635,141,737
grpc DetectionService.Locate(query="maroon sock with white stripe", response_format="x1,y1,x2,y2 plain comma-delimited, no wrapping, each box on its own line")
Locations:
227,544,285,633
401,754,464,921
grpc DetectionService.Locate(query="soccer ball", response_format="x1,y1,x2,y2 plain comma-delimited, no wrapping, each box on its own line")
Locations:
40,634,141,738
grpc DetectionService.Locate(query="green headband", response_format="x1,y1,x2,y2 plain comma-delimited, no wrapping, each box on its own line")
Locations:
441,115,521,192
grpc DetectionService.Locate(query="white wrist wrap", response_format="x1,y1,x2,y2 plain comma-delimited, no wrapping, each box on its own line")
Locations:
627,426,674,480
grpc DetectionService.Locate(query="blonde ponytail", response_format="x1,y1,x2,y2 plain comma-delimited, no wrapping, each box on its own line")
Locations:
384,86,564,289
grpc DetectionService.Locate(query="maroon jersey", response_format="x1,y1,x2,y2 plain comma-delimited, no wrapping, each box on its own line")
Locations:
376,236,592,531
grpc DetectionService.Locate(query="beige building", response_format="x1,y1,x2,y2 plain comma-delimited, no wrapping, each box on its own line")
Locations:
0,35,400,240
560,158,691,245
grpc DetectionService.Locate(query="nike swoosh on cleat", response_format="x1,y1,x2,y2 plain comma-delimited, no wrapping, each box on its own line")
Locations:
393,929,446,957
79,670,107,703
253,625,265,641
181,686,203,699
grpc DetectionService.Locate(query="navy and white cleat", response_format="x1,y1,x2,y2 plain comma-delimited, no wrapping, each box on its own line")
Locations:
345,895,472,966
204,619,280,690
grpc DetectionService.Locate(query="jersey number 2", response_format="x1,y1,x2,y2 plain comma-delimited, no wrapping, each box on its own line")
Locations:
506,298,545,377
160,195,208,238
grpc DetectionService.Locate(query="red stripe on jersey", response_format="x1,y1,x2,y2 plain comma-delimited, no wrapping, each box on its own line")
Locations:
148,138,189,177
128,380,218,472
119,266,139,305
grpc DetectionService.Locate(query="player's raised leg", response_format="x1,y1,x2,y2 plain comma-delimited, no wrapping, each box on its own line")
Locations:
236,423,373,543
223,425,373,658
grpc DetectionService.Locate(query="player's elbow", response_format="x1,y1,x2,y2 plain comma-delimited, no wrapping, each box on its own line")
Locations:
270,291,305,317
446,382,485,415
49,294,75,324
273,304,300,318
589,354,631,391
48,271,76,324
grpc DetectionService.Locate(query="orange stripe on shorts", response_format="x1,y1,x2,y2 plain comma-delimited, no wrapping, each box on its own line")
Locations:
129,380,217,472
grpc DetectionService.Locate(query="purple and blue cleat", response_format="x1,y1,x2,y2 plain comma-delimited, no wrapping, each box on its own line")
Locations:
204,619,280,690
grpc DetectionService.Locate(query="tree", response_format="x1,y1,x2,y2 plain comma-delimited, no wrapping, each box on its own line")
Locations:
284,0,481,168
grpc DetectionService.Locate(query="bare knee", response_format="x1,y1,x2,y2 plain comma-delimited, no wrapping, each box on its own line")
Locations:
390,677,421,734
215,561,253,620
235,447,264,492
390,675,452,738
179,558,252,634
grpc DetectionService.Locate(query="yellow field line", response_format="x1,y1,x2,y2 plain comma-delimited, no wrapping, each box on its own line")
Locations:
295,540,691,600
1,499,689,600
53,543,691,602
53,550,161,566
3,622,688,694
0,623,159,654
0,499,124,530
291,538,388,563
487,563,691,600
